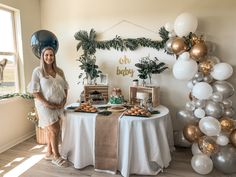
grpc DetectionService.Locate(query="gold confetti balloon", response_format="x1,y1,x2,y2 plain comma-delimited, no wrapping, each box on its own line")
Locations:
198,135,219,155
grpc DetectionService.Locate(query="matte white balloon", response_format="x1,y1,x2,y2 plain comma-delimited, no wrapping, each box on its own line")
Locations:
192,82,213,100
187,80,194,89
199,116,221,136
194,108,205,118
173,59,198,80
174,12,198,37
191,154,213,175
216,135,229,146
211,62,233,81
178,52,190,61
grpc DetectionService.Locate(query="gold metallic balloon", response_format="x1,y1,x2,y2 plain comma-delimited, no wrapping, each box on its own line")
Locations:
183,123,204,143
220,117,236,133
198,135,219,155
171,37,188,55
198,60,214,75
190,42,208,61
230,129,236,148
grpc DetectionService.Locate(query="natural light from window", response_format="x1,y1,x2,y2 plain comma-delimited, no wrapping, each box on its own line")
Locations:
0,6,19,96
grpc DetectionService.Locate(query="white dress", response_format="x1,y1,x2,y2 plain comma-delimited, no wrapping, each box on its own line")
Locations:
29,67,68,128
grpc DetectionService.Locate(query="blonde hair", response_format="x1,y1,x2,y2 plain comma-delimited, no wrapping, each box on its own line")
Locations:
40,46,65,79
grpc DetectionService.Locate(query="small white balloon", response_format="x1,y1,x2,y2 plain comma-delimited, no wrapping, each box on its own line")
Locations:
174,12,198,37
187,80,194,89
194,108,205,118
178,52,190,61
216,135,229,146
211,62,233,81
192,82,213,100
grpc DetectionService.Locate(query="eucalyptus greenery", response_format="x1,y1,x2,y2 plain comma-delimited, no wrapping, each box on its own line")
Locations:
0,93,34,100
74,27,169,55
77,54,102,84
135,55,168,84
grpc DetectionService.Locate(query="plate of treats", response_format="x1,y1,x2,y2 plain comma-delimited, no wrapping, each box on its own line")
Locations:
107,106,127,112
123,105,151,117
74,102,97,113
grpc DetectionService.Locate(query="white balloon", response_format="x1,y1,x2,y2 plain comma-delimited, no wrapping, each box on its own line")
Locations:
165,22,174,32
191,154,213,175
216,135,229,146
187,80,194,89
192,82,213,100
173,59,198,80
194,108,205,118
178,52,190,61
191,143,203,155
174,12,198,37
211,62,233,81
199,116,221,136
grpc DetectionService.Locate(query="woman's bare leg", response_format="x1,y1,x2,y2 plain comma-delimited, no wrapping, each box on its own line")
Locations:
47,121,60,158
46,128,53,156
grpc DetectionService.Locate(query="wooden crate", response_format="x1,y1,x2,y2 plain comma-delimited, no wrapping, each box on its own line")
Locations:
129,86,160,107
84,85,109,102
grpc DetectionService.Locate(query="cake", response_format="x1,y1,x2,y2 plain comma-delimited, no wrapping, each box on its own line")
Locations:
109,88,124,104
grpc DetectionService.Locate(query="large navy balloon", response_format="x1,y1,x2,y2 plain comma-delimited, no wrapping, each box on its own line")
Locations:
31,30,59,58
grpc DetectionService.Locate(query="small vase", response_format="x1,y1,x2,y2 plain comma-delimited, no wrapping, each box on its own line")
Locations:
85,75,96,85
142,80,146,87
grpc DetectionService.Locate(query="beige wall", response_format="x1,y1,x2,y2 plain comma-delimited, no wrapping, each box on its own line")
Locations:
40,0,236,129
0,0,41,151
0,97,35,153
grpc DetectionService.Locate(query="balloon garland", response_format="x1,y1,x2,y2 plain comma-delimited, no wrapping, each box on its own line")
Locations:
74,12,235,175
169,13,235,175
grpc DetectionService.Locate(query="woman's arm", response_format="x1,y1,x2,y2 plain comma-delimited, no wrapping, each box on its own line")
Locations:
33,92,60,109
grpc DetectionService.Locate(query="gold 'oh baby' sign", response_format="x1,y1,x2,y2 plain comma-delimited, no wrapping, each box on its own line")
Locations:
116,55,134,77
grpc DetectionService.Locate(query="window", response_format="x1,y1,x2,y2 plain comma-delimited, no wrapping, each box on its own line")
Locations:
0,5,22,96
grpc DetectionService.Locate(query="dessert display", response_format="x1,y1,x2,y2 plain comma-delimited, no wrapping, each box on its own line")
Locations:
123,105,151,117
109,88,124,104
74,102,97,113
89,90,106,104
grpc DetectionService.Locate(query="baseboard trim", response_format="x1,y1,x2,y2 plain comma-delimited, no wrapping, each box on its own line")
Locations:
0,131,36,153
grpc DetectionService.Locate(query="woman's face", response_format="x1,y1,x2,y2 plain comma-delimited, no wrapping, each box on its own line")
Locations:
43,49,54,65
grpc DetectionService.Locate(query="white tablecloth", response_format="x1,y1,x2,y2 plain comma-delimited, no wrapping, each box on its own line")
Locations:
61,105,174,177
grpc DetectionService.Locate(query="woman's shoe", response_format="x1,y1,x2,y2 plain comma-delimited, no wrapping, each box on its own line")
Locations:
52,157,68,167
